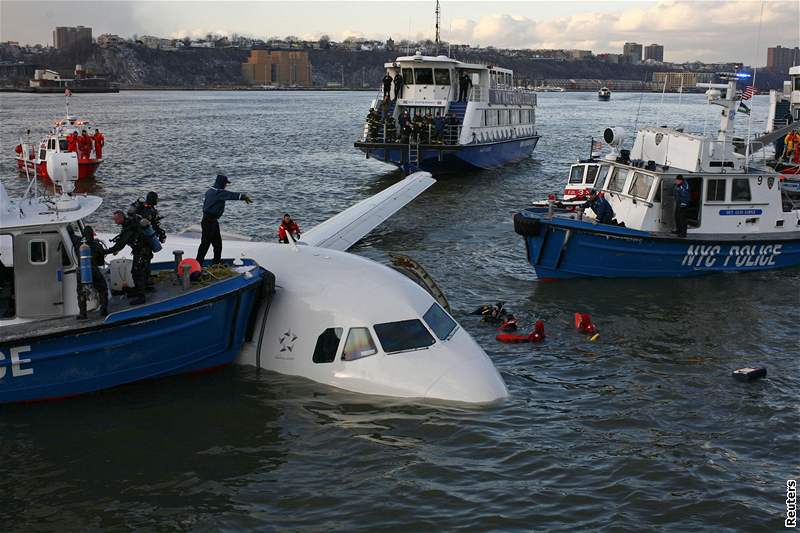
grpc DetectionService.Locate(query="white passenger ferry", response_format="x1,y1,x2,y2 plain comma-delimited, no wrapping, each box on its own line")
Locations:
355,52,539,174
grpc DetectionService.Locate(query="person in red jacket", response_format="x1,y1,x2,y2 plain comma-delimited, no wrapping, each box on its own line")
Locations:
66,132,78,153
278,213,301,243
93,128,105,159
78,130,93,160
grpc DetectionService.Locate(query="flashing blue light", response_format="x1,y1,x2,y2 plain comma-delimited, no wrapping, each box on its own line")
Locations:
735,72,752,79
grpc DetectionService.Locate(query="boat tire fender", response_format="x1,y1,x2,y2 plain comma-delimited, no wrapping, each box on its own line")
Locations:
514,213,540,236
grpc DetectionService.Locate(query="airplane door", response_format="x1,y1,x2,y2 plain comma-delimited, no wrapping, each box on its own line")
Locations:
13,232,64,318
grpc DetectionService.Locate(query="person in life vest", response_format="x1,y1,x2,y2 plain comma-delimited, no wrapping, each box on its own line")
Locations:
783,130,800,163
78,129,93,160
66,132,78,153
278,213,301,243
93,128,105,159
14,144,22,155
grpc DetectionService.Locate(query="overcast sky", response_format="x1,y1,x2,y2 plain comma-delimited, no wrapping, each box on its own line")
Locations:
2,1,799,65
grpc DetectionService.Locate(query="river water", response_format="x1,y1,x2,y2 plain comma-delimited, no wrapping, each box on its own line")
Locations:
1,91,797,531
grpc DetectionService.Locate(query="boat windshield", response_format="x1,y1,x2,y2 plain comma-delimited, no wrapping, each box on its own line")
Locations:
402,68,414,84
423,303,457,341
569,166,584,184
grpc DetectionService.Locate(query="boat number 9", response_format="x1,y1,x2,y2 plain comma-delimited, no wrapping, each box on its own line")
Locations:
757,176,763,186
0,346,34,379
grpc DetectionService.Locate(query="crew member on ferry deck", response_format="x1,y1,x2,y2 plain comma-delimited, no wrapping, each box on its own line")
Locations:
382,72,393,99
458,72,472,102
278,214,301,243
393,71,404,100
67,132,78,152
196,174,252,266
93,128,105,159
78,129,93,160
673,175,690,238
581,189,615,225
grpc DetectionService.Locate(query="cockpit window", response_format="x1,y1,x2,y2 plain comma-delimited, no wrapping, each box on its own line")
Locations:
313,327,343,364
414,68,433,85
342,327,378,361
585,165,599,184
373,319,435,354
423,303,458,341
569,165,584,184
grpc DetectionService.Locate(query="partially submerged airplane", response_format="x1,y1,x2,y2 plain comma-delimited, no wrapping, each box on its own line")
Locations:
102,173,509,404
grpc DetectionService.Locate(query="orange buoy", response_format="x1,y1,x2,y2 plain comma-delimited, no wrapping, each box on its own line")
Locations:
177,258,202,279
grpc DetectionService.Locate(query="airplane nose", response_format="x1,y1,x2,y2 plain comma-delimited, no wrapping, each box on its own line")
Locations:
424,353,509,404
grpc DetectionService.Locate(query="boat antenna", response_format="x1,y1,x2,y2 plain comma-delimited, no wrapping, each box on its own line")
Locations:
654,74,668,127
631,73,647,134
745,0,765,168
435,0,441,54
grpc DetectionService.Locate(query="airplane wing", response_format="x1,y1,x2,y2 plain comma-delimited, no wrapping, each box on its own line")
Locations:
299,171,435,251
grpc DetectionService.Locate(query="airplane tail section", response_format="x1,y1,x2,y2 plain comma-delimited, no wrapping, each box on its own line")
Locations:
300,172,435,251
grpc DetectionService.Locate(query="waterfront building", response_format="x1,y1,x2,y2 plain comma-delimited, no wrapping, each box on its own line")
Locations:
644,44,664,62
53,26,92,49
623,42,643,64
242,48,313,86
652,71,715,91
767,45,800,72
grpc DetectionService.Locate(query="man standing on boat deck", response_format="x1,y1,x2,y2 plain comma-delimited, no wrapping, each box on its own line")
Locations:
393,71,404,100
459,72,472,102
105,211,153,305
93,129,104,159
673,175,690,238
382,72,393,99
581,190,615,225
196,175,252,266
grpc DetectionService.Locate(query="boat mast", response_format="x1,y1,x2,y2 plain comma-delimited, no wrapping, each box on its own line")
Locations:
434,0,441,54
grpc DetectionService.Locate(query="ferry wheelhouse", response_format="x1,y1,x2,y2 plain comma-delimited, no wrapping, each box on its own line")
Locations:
354,52,539,174
766,65,800,175
514,76,800,279
0,154,271,403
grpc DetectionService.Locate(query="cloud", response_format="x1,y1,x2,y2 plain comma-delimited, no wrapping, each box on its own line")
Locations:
446,1,798,64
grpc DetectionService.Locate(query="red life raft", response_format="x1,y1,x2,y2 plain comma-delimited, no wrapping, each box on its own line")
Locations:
496,320,545,343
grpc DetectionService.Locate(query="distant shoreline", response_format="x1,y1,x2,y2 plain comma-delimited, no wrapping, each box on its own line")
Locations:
0,86,708,94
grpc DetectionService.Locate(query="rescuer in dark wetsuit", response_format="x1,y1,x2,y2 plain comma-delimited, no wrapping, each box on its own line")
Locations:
105,210,153,305
581,190,615,225
196,174,252,265
458,72,472,102
75,225,109,318
132,191,166,244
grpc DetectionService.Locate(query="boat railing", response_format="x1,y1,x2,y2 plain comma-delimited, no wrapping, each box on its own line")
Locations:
468,86,484,103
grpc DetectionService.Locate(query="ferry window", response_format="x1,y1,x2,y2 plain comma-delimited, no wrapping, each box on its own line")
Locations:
706,179,726,202
373,319,435,354
510,110,519,125
499,109,509,125
629,172,654,199
313,327,343,364
402,68,414,84
596,166,610,188
606,168,626,192
480,110,486,127
423,303,458,341
434,68,450,86
795,77,800,91
342,327,378,361
29,241,47,264
415,68,433,85
569,166,584,184
59,139,68,150
585,165,599,184
732,179,751,201
486,109,498,126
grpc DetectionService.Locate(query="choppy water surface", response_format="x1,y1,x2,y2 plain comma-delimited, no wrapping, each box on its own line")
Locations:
1,91,797,531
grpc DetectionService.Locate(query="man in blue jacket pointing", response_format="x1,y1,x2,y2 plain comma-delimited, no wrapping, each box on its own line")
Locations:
196,174,252,265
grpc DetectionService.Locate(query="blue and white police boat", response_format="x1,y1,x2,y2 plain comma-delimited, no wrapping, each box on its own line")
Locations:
513,75,800,280
0,154,272,403
354,51,539,174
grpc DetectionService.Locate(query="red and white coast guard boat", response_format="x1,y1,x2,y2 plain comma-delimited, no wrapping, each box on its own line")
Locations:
14,93,105,181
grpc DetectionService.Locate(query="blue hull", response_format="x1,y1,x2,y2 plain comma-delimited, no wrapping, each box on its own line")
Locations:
514,210,800,280
0,266,268,403
357,136,539,173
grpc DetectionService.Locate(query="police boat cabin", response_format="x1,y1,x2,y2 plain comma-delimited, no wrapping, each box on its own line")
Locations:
513,75,800,279
354,52,539,174
0,154,271,404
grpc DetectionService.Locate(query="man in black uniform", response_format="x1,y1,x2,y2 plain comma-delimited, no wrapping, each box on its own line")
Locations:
459,72,472,102
393,71,404,100
382,72,393,99
75,225,109,318
105,210,153,305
